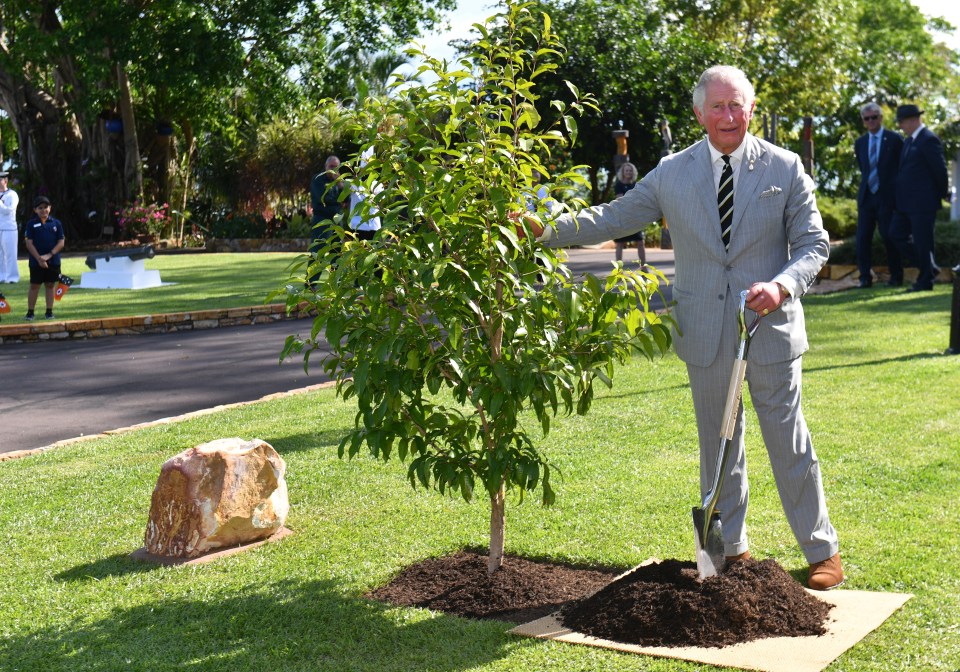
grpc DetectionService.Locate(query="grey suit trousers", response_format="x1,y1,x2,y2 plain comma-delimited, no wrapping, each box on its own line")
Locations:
686,289,839,565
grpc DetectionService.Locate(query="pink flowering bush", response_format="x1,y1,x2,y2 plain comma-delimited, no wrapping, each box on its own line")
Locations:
115,200,171,238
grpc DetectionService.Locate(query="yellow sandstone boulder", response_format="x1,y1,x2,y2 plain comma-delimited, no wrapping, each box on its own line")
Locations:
144,437,288,558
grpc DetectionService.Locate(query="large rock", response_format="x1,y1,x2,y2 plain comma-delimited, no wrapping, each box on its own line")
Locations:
144,437,288,558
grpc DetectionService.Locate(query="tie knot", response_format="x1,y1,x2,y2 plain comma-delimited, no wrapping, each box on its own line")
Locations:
721,154,731,166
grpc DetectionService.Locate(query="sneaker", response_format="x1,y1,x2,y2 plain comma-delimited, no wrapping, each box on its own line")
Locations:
24,310,35,321
44,310,55,320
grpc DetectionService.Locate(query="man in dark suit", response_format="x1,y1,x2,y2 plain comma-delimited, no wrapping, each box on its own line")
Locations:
891,104,949,292
854,103,903,287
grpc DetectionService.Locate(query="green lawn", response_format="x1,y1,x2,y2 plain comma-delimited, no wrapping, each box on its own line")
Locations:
0,285,957,671
1,252,303,323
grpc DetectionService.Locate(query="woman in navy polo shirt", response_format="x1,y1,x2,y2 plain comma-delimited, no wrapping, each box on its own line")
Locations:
23,195,65,320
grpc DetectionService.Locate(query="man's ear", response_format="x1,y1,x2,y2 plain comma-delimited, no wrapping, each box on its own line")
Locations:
693,105,705,127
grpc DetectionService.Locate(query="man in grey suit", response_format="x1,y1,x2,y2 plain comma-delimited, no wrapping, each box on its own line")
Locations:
891,104,949,292
525,65,843,589
854,102,903,287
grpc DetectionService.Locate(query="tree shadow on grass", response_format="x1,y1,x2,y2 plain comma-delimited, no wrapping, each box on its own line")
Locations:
267,430,349,455
808,286,950,314
805,351,945,373
55,553,159,582
0,577,520,672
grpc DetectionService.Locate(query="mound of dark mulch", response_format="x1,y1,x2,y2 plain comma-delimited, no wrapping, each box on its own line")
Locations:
366,548,622,623
561,558,834,648
368,551,833,650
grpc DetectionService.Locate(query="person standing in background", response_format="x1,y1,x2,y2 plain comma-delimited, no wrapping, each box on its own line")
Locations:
891,104,949,292
310,155,344,243
853,103,903,287
0,171,20,284
612,162,648,269
23,195,64,320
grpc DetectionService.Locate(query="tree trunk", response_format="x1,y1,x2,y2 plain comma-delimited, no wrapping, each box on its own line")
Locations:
488,483,506,577
0,70,89,236
116,64,143,201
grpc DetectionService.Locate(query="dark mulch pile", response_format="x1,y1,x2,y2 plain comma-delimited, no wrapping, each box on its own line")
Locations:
369,550,834,650
366,548,622,623
562,558,834,648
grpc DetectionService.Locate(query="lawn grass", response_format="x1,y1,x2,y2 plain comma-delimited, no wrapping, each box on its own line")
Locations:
0,285,958,671
0,252,303,324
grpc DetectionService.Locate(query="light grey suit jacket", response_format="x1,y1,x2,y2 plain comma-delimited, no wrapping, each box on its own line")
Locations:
546,133,829,367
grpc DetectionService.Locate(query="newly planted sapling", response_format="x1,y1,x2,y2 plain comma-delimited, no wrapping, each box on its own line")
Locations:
280,1,672,576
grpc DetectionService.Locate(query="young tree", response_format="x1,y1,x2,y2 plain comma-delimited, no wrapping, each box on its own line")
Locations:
280,1,673,576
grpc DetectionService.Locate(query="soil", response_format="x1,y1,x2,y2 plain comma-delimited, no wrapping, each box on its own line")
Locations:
367,550,834,649
562,558,833,648
367,549,623,623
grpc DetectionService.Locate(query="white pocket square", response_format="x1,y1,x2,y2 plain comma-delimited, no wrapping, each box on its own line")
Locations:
759,186,783,198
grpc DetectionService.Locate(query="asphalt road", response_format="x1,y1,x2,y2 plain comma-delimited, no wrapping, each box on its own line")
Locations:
0,247,674,455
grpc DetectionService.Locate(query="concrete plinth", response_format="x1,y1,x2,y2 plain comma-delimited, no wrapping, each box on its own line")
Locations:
80,256,164,289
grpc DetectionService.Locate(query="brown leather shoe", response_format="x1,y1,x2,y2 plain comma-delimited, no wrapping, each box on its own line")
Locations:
807,553,844,590
725,551,751,564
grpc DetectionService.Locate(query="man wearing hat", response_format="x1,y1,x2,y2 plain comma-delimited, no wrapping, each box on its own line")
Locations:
892,104,949,292
0,170,20,284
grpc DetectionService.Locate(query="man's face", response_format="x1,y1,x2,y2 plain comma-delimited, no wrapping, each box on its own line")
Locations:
694,80,756,155
325,159,340,174
35,204,51,221
861,109,883,134
0,177,7,190
897,116,920,136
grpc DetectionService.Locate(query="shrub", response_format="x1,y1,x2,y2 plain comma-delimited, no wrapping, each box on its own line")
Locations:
818,196,858,240
828,214,960,267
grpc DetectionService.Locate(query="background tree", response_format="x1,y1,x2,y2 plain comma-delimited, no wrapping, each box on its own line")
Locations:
280,2,673,576
516,0,721,203
0,0,454,236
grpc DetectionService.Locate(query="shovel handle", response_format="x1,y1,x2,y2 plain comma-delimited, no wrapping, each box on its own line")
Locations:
701,290,764,509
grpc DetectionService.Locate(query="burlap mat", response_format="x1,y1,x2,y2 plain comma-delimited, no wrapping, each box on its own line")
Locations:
510,562,911,672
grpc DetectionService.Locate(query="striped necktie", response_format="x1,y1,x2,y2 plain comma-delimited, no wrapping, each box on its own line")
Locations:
718,155,733,250
868,135,879,193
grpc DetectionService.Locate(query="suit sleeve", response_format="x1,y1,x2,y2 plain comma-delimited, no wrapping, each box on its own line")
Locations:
544,164,664,248
921,134,950,201
772,156,830,298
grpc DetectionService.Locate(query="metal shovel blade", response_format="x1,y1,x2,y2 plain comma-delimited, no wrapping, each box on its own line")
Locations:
692,507,724,578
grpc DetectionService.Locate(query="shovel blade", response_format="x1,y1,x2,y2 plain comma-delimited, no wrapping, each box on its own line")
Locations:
692,507,725,578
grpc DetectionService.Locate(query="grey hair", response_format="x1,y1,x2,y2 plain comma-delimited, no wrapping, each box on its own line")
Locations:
692,66,756,113
860,102,882,117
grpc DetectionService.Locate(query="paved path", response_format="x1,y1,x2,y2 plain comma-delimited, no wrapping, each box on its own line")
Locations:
0,247,673,456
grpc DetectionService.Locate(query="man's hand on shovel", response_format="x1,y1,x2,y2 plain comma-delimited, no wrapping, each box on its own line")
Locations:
745,281,788,317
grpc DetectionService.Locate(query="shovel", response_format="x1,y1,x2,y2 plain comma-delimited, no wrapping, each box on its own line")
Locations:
692,289,763,578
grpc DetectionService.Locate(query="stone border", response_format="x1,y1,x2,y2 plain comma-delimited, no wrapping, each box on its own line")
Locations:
0,303,314,344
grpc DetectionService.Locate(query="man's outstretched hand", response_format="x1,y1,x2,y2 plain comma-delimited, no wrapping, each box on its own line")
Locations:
510,211,544,240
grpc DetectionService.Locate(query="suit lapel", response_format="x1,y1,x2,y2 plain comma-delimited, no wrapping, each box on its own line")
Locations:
687,140,727,255
731,134,766,238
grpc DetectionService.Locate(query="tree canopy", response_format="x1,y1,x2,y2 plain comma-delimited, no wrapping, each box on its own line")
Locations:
0,0,454,235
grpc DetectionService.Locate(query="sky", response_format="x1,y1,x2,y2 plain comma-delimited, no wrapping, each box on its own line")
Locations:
910,0,960,50
413,0,960,62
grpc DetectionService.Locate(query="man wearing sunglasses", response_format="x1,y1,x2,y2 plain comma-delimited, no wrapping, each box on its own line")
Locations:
854,103,903,288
